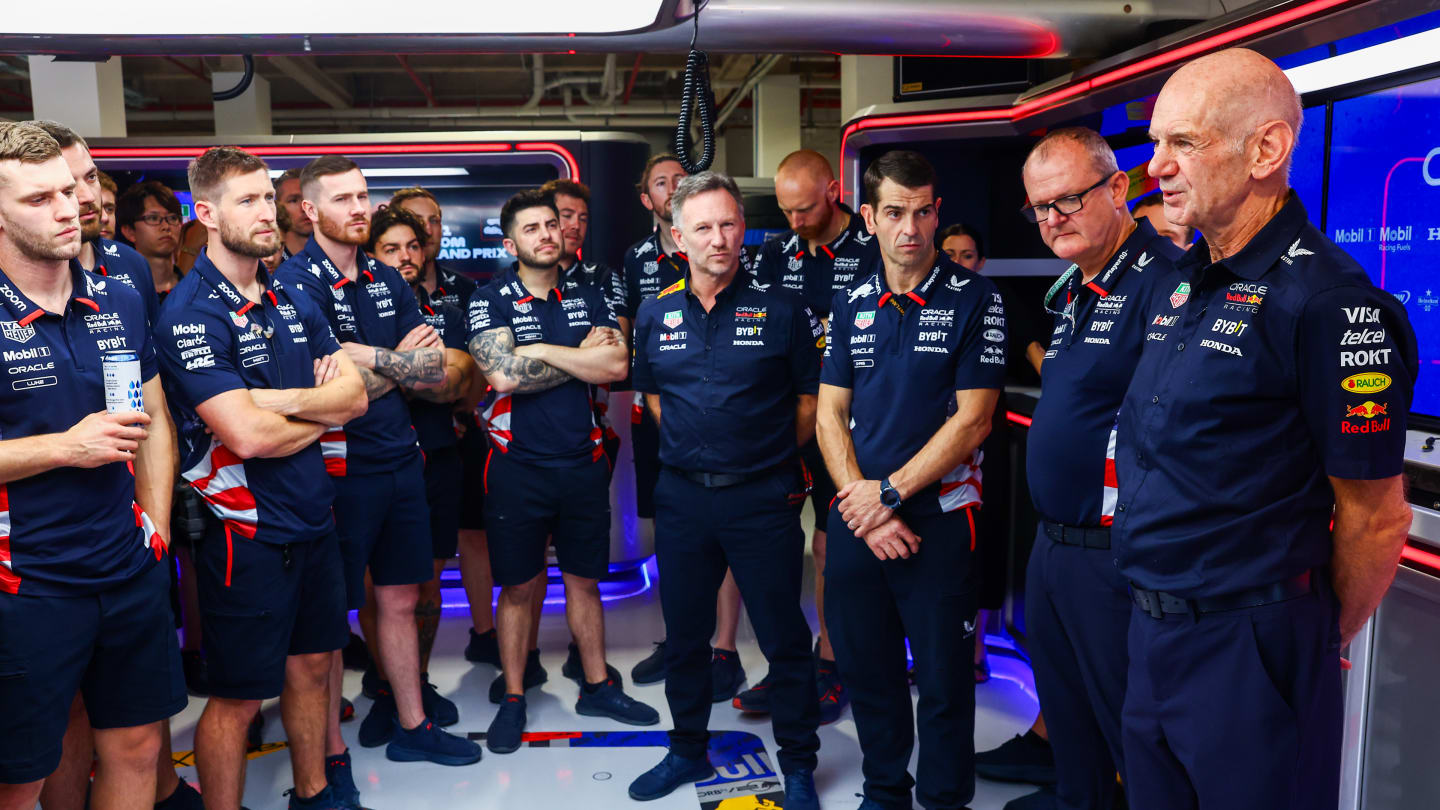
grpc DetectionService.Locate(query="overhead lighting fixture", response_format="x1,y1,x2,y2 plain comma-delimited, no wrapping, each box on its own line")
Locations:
8,1,663,35
1284,26,1440,94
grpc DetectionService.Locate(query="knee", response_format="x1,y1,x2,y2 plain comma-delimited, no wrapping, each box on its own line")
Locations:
286,653,333,690
376,584,419,614
416,577,441,603
95,723,163,772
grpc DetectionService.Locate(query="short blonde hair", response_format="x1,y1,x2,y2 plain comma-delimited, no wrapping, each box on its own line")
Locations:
0,123,63,189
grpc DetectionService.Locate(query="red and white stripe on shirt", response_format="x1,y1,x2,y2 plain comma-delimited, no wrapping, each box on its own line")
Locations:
183,439,259,538
0,485,17,594
938,449,984,513
320,427,347,477
1100,423,1118,527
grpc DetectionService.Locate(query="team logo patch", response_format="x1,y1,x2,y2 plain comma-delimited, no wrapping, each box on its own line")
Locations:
644,260,659,276
663,310,684,329
787,255,804,273
513,301,533,314
0,320,35,343
854,311,875,330
230,311,248,328
1345,400,1388,419
1170,282,1191,309
1342,372,1391,394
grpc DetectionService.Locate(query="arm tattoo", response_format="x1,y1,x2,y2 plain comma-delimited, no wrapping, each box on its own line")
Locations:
411,354,470,403
373,346,445,390
357,366,397,400
467,328,572,394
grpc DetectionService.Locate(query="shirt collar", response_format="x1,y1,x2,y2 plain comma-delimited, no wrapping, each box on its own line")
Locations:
1178,192,1309,282
1076,217,1162,299
683,268,753,305
875,252,946,309
0,261,103,324
191,249,278,314
302,235,374,286
497,264,563,303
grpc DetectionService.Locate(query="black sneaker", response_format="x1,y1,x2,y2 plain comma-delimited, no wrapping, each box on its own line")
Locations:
710,648,745,703
486,695,527,754
732,673,773,714
421,674,459,727
247,712,265,750
488,649,548,704
387,718,483,766
974,729,1057,785
817,661,849,725
285,784,346,809
628,751,714,801
339,696,354,723
358,690,397,749
360,666,384,700
561,642,623,687
154,776,204,810
631,640,668,685
324,750,361,809
464,628,501,667
342,632,371,671
181,650,209,698
575,680,660,726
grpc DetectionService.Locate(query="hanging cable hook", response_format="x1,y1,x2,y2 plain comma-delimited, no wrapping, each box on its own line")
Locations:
673,1,716,173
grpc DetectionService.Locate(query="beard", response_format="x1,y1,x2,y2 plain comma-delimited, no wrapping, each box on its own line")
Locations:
4,214,81,262
219,216,279,259
79,201,102,242
318,210,369,246
397,260,422,284
290,212,314,236
515,241,560,270
656,198,674,224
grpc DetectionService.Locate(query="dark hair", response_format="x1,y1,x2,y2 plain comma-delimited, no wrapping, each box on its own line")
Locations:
540,178,590,204
299,155,360,200
116,180,182,230
275,197,292,232
366,204,427,254
937,223,986,259
500,189,558,240
862,150,936,208
635,153,683,195
27,120,87,152
187,146,269,203
97,170,117,194
1131,193,1195,242
275,167,303,189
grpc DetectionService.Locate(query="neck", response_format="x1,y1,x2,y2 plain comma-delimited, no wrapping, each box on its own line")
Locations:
0,244,72,311
557,254,577,272
689,263,738,311
882,247,936,295
76,239,97,270
655,220,679,255
1077,218,1137,284
206,239,264,301
142,253,173,288
808,205,850,253
314,232,360,279
517,262,559,297
1205,187,1288,263
421,259,439,292
284,230,309,257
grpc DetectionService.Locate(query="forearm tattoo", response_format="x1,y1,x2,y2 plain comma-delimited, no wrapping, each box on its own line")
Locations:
373,346,445,389
357,366,397,400
411,359,469,404
468,328,572,394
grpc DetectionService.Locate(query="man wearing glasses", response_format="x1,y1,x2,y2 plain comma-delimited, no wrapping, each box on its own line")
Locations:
992,126,1183,810
117,180,185,299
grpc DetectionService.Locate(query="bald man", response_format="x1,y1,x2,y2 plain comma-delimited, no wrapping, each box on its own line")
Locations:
739,149,877,723
1130,194,1192,250
1116,48,1415,809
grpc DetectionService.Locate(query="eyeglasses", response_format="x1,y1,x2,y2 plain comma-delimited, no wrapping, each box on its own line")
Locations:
1020,175,1114,223
136,213,182,227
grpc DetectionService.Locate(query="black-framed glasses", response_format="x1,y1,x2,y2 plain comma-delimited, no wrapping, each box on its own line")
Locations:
1020,175,1114,223
136,213,182,227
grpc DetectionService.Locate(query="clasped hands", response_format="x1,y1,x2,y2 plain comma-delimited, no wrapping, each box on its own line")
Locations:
836,478,922,561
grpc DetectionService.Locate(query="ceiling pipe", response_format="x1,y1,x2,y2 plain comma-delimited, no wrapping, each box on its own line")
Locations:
395,55,437,107
714,53,781,129
520,53,545,109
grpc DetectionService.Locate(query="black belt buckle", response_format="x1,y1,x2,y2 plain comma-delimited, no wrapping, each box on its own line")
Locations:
1134,587,1164,619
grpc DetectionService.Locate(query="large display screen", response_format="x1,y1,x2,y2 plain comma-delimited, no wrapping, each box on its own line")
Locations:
1327,73,1440,417
369,183,528,284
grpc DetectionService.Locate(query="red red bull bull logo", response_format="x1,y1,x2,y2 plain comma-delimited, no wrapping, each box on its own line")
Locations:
1341,400,1390,433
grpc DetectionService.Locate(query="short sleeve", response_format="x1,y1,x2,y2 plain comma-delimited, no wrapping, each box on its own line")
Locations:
279,264,332,313
466,285,510,340
296,294,342,360
604,267,630,321
1299,285,1417,479
154,311,245,408
788,300,824,395
623,257,643,320
593,288,621,331
820,289,853,389
751,240,779,287
631,307,658,395
956,280,1008,391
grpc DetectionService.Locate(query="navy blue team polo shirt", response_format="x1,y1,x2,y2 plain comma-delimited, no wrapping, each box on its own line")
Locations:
156,252,342,544
466,265,619,467
410,286,465,452
564,259,628,321
1114,195,1418,598
73,237,160,325
632,270,824,474
1027,218,1184,528
274,236,427,476
752,207,877,319
623,227,689,319
0,263,160,596
429,262,477,313
822,253,1007,514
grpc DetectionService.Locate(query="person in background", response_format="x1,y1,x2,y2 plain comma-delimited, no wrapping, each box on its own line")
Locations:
1130,193,1193,250
174,217,206,276
275,167,312,260
116,180,183,301
98,170,118,240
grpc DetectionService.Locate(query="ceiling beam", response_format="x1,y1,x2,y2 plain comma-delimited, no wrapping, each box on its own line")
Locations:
267,55,352,110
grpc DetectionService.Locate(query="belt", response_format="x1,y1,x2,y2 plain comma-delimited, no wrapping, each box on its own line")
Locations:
1041,520,1111,550
1131,570,1313,619
664,463,786,489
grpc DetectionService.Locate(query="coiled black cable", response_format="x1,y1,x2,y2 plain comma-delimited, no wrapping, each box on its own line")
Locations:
673,3,715,173
212,55,255,102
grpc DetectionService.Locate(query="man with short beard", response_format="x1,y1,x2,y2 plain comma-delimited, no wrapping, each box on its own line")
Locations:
154,146,369,810
391,187,476,312
275,168,312,260
98,171,117,240
365,204,475,727
275,156,482,797
0,122,185,810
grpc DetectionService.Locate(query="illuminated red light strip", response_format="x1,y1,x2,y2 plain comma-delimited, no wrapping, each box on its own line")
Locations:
516,141,580,180
1006,411,1033,428
1401,543,1440,575
90,142,518,159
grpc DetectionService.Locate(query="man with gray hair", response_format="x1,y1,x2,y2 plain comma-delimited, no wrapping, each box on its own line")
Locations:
1118,48,1415,808
628,171,824,808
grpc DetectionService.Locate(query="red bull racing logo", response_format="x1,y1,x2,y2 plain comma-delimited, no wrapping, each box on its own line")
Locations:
1341,401,1390,434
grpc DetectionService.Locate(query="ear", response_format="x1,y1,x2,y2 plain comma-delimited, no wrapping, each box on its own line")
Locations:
502,237,518,259
301,199,319,224
640,192,655,213
193,199,218,230
1251,120,1295,182
860,203,877,234
825,179,841,205
1108,170,1129,210
670,225,686,254
120,224,137,243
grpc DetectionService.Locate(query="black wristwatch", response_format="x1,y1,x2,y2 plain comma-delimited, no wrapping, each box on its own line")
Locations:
880,477,902,510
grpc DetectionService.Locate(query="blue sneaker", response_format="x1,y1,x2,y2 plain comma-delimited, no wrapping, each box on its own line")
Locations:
631,640,668,685
710,648,745,703
784,769,819,810
628,751,715,801
486,695,527,754
324,751,361,809
817,663,849,725
576,680,660,726
357,690,396,748
488,649,549,704
386,718,483,766
421,674,459,727
285,784,345,809
561,642,624,687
